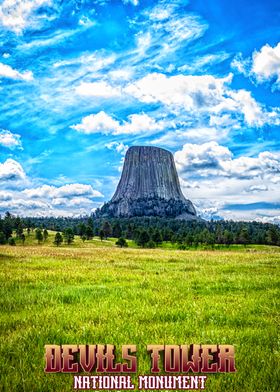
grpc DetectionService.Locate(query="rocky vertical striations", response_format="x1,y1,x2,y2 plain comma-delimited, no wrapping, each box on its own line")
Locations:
99,146,197,219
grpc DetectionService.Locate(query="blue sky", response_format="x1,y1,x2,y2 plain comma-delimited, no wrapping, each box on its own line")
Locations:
0,0,279,221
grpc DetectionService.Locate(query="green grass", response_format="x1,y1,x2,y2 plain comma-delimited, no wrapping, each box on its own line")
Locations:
0,232,279,391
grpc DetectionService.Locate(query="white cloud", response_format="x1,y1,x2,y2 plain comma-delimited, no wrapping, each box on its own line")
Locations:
78,16,96,27
180,176,280,222
120,113,164,134
123,0,139,5
152,126,230,147
125,72,279,128
231,54,250,76
22,184,53,198
175,142,232,175
174,142,280,221
125,72,232,108
71,111,120,135
75,81,120,97
0,130,22,150
141,2,207,54
252,42,280,89
0,0,53,34
105,142,129,155
246,185,268,193
178,52,230,72
175,142,280,179
0,191,13,201
23,183,103,199
224,89,274,127
256,215,280,225
71,111,164,135
54,184,103,198
0,182,104,216
0,159,26,181
0,62,33,81
232,43,280,91
20,29,78,51
209,114,239,128
119,0,208,72
53,51,116,71
52,196,94,207
0,198,51,211
108,69,133,81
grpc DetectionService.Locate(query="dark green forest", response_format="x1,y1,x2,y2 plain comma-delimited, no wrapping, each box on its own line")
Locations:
1,212,280,248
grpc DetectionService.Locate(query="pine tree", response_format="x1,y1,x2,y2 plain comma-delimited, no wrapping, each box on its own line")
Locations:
63,228,74,245
102,221,112,239
43,229,48,242
54,232,63,246
137,230,150,247
112,223,122,238
86,225,94,240
35,228,43,244
152,229,163,246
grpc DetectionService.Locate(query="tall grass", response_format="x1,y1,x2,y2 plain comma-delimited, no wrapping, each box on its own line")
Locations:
0,233,279,391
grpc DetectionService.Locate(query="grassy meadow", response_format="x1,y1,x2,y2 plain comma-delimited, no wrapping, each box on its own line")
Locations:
0,231,279,391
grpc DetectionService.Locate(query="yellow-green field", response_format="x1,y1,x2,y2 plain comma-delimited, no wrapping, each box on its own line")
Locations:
0,232,279,391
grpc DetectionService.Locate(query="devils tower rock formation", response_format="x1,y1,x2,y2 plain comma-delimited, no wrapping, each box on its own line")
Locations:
99,146,197,219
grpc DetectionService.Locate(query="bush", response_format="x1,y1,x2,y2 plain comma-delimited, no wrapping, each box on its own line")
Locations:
116,237,128,248
8,237,16,246
147,240,156,248
178,244,187,250
53,232,63,246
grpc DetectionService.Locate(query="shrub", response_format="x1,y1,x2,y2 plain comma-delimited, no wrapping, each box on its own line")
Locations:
8,237,16,246
147,240,156,248
116,237,128,248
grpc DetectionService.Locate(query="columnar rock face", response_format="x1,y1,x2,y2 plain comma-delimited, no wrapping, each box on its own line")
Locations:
99,146,197,219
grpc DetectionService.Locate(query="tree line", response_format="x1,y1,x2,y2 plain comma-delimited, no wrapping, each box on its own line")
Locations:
0,212,280,248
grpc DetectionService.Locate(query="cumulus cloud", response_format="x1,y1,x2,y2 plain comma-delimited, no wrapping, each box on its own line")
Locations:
0,0,54,34
0,63,34,81
175,141,280,179
125,72,231,108
52,196,94,207
152,126,230,147
175,142,232,175
252,42,280,89
175,142,280,221
54,184,103,198
105,142,129,155
0,198,50,211
232,43,280,91
221,89,278,127
231,54,250,76
23,183,103,199
71,111,164,135
0,159,26,181
246,185,268,193
0,180,104,216
0,183,104,216
125,72,279,127
0,130,22,149
0,191,13,201
71,111,120,135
